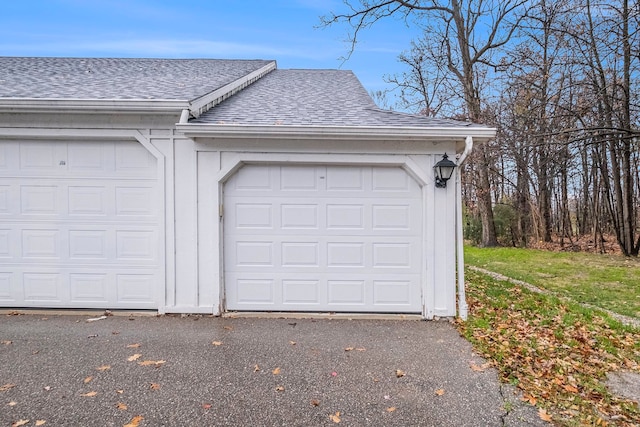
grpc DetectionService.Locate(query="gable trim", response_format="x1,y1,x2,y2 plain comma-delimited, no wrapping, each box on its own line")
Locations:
187,61,277,119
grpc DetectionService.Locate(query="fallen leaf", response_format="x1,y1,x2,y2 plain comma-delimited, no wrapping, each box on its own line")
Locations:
86,315,107,322
126,343,141,348
345,347,355,352
116,390,124,394
0,383,16,392
8,401,17,406
329,411,341,423
81,391,98,397
310,399,320,406
275,385,285,391
395,369,405,378
84,376,93,384
116,402,128,411
538,408,552,422
435,389,445,396
386,407,397,412
356,348,366,351
211,341,223,346
521,394,537,405
384,395,391,400
470,362,491,372
127,354,142,362
150,383,160,390
562,384,579,393
1,340,12,345
123,415,144,427
96,365,111,371
137,360,165,367
36,420,47,426
253,365,260,372
43,386,51,391
223,325,233,331
272,367,281,375
289,341,296,345
12,420,29,427
202,403,212,410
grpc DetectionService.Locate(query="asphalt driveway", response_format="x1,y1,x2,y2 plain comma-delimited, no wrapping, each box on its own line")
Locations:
0,313,546,426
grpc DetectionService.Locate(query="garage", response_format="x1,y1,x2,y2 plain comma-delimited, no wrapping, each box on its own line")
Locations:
0,140,162,309
223,164,423,313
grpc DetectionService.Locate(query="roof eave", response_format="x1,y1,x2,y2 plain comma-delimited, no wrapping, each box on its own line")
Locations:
176,123,497,142
0,98,189,115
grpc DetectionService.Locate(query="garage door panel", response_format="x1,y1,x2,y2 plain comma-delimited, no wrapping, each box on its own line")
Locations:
226,273,421,312
0,272,13,301
225,164,423,313
0,140,161,309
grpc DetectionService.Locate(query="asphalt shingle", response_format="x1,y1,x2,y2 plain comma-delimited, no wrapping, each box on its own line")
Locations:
192,69,482,128
0,57,274,100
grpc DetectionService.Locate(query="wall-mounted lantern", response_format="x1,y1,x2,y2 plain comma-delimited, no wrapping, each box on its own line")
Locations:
434,153,457,188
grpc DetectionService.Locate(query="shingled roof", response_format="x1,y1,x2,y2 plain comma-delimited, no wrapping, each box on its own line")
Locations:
192,69,481,128
0,57,273,100
0,57,488,131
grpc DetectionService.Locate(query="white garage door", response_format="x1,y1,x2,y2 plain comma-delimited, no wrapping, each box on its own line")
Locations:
0,140,162,309
224,164,423,313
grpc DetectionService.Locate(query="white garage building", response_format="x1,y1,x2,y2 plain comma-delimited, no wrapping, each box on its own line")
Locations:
0,57,495,319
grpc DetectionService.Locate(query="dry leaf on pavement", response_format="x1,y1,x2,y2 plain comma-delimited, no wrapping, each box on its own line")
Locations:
329,412,341,423
0,383,16,392
310,399,320,406
386,407,397,412
272,367,281,375
12,420,29,427
254,365,260,372
435,389,445,396
470,362,491,372
275,386,285,392
123,415,144,427
96,365,111,371
150,383,160,390
36,420,46,426
8,401,17,406
83,376,93,384
126,343,141,348
127,354,142,362
1,340,12,345
395,369,405,378
211,341,223,346
538,408,552,422
116,402,128,411
137,360,165,367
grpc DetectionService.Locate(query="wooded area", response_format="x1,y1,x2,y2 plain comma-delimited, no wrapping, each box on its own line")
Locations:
323,0,640,256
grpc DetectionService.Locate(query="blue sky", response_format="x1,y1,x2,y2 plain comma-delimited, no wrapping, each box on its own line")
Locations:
1,0,421,103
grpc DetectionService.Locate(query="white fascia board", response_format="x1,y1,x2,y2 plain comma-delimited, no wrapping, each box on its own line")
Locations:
0,98,189,115
176,123,497,143
188,61,277,119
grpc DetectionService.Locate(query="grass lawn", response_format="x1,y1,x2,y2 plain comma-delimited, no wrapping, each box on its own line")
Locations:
464,246,640,319
458,268,640,426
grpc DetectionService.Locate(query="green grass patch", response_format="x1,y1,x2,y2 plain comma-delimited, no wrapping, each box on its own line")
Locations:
458,268,640,426
465,246,640,318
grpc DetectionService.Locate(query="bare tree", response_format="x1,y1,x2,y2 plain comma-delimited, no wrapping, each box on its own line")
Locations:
322,0,529,247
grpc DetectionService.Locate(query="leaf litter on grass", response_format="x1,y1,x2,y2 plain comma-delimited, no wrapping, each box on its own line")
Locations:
457,268,640,426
